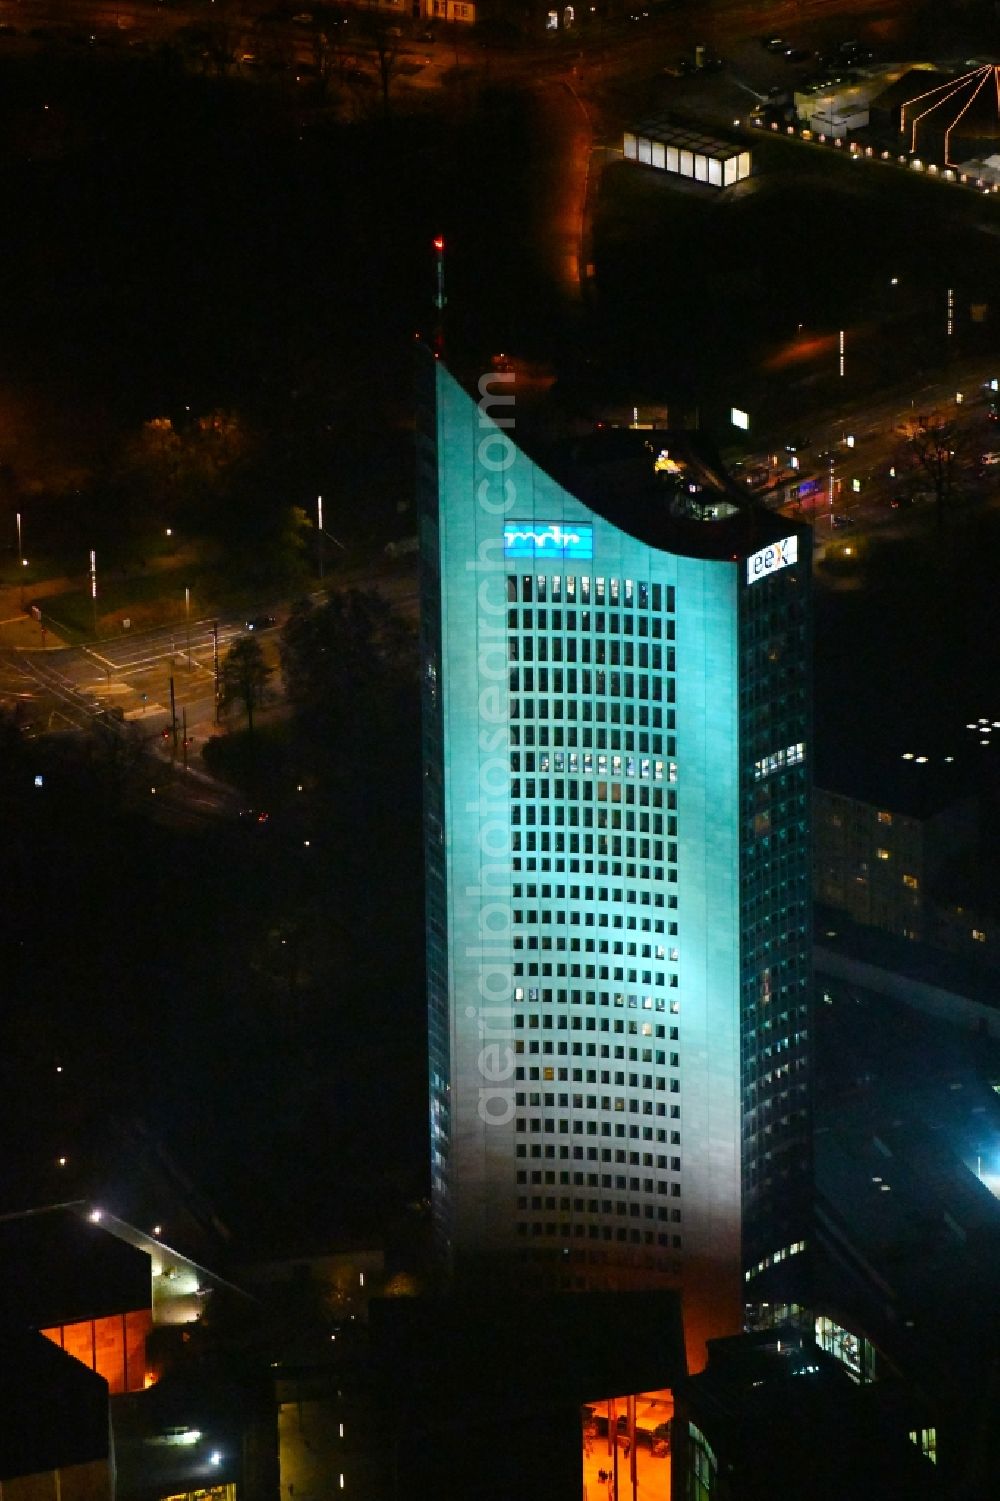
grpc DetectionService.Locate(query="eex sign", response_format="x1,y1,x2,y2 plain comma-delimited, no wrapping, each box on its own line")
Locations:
503,522,594,560
746,534,798,585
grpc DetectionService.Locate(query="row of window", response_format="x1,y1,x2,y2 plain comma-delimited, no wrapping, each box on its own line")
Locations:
514,755,678,785
511,713,673,745
517,1104,680,1131
515,1120,680,1153
522,1061,679,1081
514,922,673,947
753,742,806,780
516,1225,680,1248
515,939,673,965
510,686,672,718
512,670,677,703
509,636,672,666
516,1106,681,1130
515,958,669,979
516,1151,682,1176
516,960,678,985
520,1187,680,1208
744,1239,807,1282
507,576,676,610
510,608,668,638
511,811,671,840
512,830,675,862
513,888,678,913
516,1025,672,1044
513,858,668,881
517,1146,681,1180
514,988,676,1005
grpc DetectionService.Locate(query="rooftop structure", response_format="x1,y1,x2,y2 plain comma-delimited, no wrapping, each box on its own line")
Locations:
624,116,751,189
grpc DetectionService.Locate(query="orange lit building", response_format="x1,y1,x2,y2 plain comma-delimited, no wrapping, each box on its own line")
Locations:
0,1203,243,1395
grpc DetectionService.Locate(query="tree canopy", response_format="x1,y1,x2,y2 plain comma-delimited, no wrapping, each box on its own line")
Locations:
281,589,415,745
220,635,273,733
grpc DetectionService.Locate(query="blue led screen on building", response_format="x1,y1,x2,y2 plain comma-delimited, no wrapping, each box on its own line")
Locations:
503,521,594,560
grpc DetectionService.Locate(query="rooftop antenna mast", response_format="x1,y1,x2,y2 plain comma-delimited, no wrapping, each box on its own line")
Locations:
433,235,446,354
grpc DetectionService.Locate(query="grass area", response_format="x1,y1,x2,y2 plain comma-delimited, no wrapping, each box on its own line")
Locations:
37,566,212,641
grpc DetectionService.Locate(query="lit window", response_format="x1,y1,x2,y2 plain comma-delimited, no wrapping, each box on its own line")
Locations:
909,1428,937,1464
877,811,892,825
876,848,891,861
902,874,918,890
972,929,987,943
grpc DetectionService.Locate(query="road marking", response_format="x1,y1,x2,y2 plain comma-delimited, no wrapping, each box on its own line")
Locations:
83,646,119,669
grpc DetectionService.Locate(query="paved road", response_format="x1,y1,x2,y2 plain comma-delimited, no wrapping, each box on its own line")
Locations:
7,613,260,731
750,358,1000,535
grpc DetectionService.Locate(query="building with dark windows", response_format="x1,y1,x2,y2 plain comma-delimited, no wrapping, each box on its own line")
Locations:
418,357,813,1359
669,1327,941,1500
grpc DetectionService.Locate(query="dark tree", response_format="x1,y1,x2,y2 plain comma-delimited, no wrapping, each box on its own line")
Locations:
220,636,273,735
358,7,402,119
280,591,417,786
895,411,975,529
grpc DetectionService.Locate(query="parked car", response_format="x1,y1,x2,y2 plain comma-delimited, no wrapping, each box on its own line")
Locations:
831,513,853,528
761,35,786,52
246,614,277,630
889,495,913,509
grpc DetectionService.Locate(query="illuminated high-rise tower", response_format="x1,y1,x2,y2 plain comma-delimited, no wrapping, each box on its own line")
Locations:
419,358,812,1353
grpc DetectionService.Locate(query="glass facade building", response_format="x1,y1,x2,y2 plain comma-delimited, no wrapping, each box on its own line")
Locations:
419,358,812,1350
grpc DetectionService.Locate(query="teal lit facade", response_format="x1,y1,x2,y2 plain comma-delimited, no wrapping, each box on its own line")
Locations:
419,359,812,1344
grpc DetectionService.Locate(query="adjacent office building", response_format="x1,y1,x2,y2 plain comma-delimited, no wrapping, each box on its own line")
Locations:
419,358,813,1352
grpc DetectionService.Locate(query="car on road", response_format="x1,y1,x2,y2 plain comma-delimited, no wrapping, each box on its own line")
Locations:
699,54,725,72
980,451,1000,466
783,46,811,63
831,514,853,528
246,614,277,630
761,36,786,52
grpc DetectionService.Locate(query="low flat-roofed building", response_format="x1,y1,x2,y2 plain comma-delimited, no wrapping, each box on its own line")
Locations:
815,908,1000,1036
0,1327,111,1501
0,1203,249,1392
805,103,870,139
624,115,751,188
